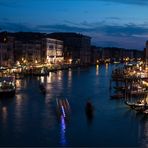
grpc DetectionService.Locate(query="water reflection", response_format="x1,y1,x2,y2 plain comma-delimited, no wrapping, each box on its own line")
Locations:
96,65,99,76
16,80,21,88
0,65,143,146
139,117,148,147
14,94,25,132
16,94,23,107
1,106,7,126
58,71,62,81
105,63,109,75
86,113,94,126
68,69,72,89
60,115,67,146
40,76,45,84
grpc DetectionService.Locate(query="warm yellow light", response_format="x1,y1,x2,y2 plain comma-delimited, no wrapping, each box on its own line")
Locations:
96,64,99,76
3,38,6,42
17,61,20,66
69,59,72,64
140,67,142,71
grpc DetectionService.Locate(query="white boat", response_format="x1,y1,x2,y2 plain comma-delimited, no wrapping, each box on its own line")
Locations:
143,109,148,114
124,101,135,108
0,76,16,96
125,101,148,110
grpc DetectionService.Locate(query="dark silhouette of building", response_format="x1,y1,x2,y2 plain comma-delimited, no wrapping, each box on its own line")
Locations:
47,32,91,64
145,41,148,64
0,32,14,67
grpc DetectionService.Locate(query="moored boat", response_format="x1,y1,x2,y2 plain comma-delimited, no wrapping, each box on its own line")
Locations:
124,101,135,108
0,76,16,96
110,93,123,99
142,109,148,115
125,101,148,109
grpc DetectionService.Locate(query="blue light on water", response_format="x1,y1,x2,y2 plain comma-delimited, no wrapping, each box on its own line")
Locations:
61,105,66,117
60,115,67,146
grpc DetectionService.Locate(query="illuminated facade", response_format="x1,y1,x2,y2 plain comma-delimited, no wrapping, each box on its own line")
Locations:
44,38,64,64
48,33,91,64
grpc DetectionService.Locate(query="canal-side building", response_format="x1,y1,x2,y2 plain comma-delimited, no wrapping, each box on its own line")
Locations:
145,41,148,65
12,32,44,65
42,38,64,64
0,32,14,67
47,32,91,64
14,40,42,65
91,46,102,64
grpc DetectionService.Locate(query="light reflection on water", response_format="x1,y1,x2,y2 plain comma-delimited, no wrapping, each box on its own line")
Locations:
68,69,72,89
60,115,67,146
96,64,99,76
1,106,7,126
0,65,146,147
40,76,45,84
105,63,109,75
139,117,148,148
15,94,23,122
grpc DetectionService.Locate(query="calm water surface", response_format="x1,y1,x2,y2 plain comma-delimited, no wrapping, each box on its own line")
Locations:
0,64,147,147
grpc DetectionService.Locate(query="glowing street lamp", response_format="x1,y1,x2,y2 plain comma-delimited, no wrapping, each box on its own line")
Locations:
69,59,72,64
16,61,20,66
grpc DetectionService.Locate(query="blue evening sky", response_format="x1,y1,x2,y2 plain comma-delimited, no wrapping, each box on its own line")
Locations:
0,0,148,49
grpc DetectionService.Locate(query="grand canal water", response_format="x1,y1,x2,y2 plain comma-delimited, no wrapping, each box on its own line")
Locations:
0,64,147,147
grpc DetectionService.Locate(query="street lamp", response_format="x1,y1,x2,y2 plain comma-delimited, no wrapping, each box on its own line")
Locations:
69,59,72,64
16,61,20,66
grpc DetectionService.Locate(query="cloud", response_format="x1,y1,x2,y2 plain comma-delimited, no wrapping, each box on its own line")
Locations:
37,22,148,49
0,22,34,32
0,20,147,49
2,21,148,39
37,24,91,32
105,17,121,20
98,0,148,6
37,22,148,38
99,23,148,37
91,33,146,49
0,0,19,7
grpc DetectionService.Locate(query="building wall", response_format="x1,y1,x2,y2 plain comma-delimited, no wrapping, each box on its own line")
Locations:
44,38,64,64
47,33,91,64
14,40,42,65
0,36,14,67
145,41,148,64
80,36,91,64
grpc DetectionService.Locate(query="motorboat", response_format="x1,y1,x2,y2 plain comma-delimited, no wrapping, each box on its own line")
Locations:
142,109,148,115
125,101,148,109
124,101,135,108
0,76,16,96
56,98,70,119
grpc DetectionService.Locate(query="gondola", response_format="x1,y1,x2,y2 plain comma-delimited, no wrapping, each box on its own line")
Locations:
85,101,94,118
